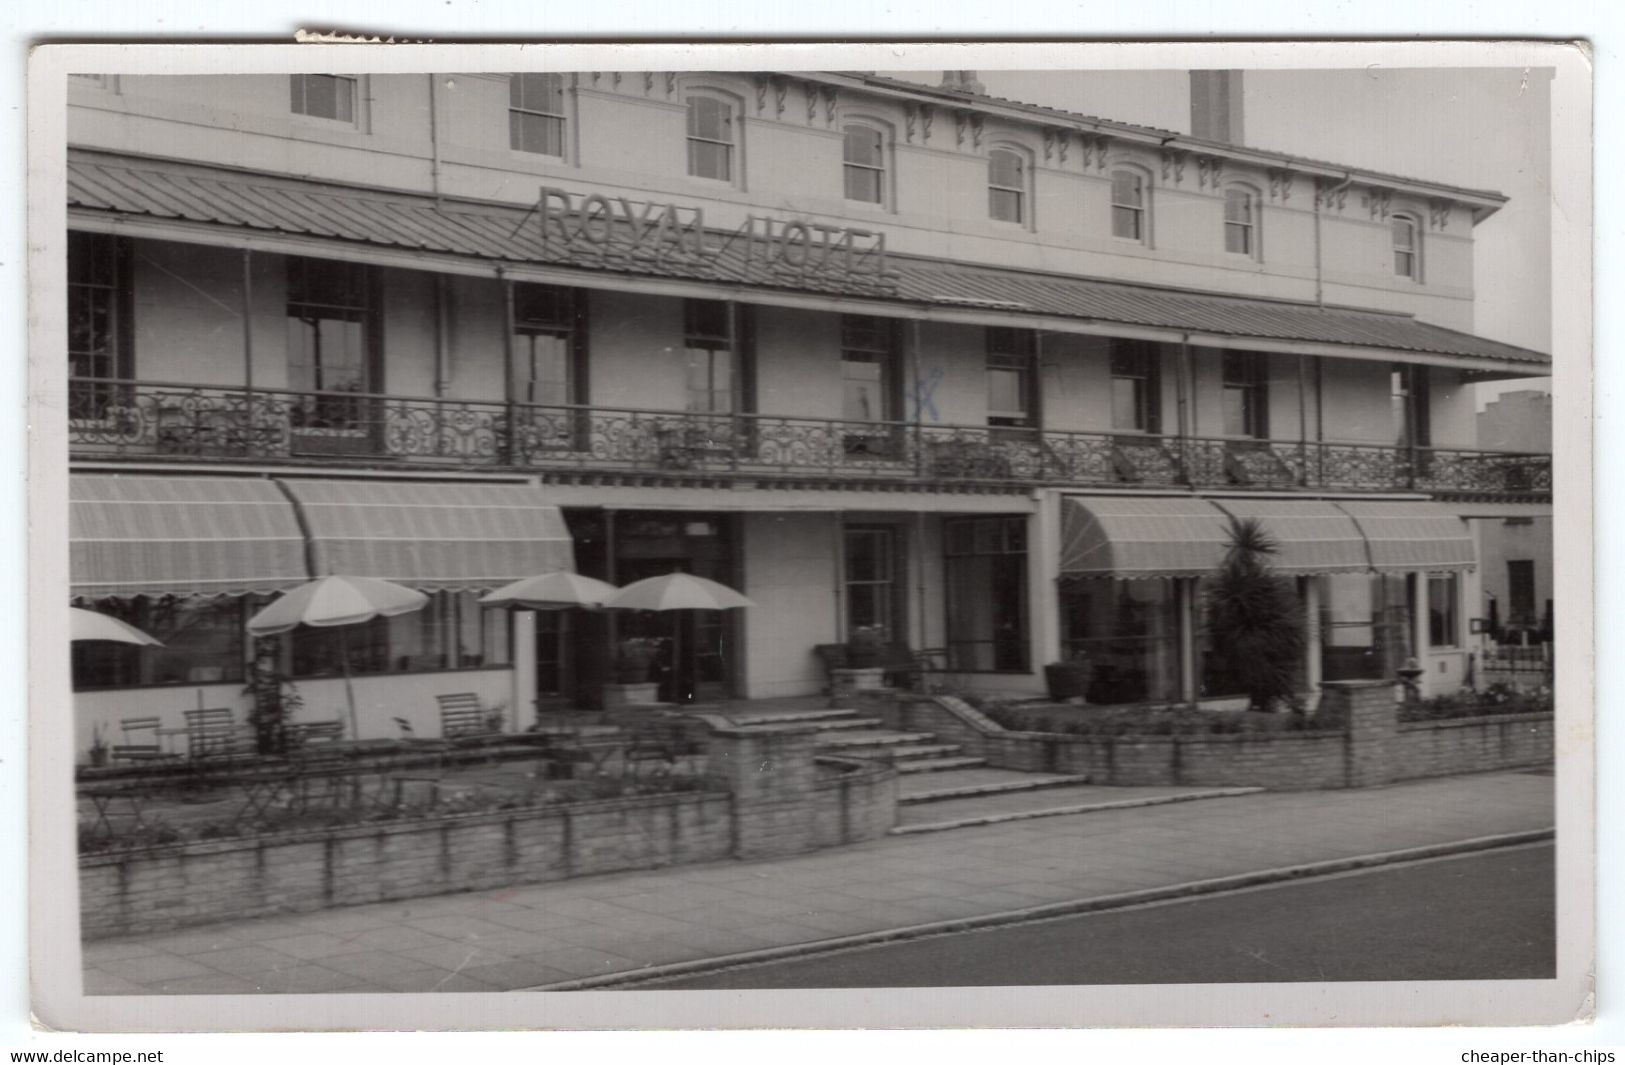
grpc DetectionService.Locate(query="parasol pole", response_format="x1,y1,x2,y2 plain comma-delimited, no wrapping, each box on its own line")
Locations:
340,627,359,740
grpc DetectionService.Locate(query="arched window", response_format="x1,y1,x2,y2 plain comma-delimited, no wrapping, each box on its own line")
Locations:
843,125,886,204
1393,215,1420,279
686,95,736,181
1223,187,1257,256
1111,169,1147,241
509,74,566,157
988,148,1026,224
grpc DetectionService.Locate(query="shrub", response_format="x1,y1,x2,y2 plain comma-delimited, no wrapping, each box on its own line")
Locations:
1204,517,1306,714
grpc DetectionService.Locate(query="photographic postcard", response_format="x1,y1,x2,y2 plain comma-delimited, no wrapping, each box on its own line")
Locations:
25,39,1594,1032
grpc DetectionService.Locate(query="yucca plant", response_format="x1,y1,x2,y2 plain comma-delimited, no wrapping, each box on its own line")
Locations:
1205,516,1306,713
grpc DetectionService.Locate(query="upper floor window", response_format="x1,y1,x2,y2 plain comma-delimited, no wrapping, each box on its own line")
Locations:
512,284,580,407
1110,340,1161,433
1111,170,1147,241
988,149,1026,224
1393,216,1420,279
683,300,737,413
843,125,886,204
1221,351,1268,438
1391,364,1432,449
986,327,1037,428
68,231,131,419
1223,188,1257,256
286,258,372,430
510,74,566,157
290,74,357,123
841,316,897,423
687,95,735,182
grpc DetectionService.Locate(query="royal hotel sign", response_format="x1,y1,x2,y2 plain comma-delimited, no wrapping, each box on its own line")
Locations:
534,186,899,295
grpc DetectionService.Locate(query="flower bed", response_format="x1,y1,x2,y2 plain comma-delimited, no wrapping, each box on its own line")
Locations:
1399,683,1553,723
974,698,1342,737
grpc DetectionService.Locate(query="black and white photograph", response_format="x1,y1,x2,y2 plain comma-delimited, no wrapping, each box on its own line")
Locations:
25,40,1593,1032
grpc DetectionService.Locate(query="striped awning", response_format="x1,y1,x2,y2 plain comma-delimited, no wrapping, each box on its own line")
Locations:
1332,500,1476,572
1059,496,1234,579
278,479,574,590
1207,499,1371,575
70,474,310,598
1060,495,1477,579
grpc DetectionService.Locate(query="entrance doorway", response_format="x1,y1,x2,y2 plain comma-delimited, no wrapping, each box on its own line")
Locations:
614,513,736,704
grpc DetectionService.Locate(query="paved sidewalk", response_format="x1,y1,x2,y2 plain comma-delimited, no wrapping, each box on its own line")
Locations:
81,769,1553,995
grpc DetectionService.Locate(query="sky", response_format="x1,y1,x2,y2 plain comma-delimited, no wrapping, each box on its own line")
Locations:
891,67,1556,402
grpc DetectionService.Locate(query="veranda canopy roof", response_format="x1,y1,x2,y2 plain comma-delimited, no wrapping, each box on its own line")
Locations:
279,479,574,590
1059,495,1475,579
70,474,310,599
67,150,1550,373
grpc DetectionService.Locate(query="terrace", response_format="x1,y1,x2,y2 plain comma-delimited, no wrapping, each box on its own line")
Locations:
69,378,1552,501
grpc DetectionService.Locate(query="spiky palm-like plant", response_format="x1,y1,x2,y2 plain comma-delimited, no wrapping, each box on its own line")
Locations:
1205,517,1306,713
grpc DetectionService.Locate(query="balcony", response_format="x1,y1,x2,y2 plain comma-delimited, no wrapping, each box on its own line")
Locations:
67,379,1553,500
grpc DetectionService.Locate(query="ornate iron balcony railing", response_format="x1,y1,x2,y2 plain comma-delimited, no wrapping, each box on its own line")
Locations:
66,379,1552,498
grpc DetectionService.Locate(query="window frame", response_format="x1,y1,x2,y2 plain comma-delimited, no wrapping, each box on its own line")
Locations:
285,257,379,435
1393,214,1421,281
508,73,568,158
1427,573,1460,649
1110,339,1162,434
1222,185,1260,259
839,315,900,424
289,73,360,126
685,91,740,184
943,516,1030,673
987,146,1029,226
1221,350,1269,439
841,123,889,206
1110,167,1149,243
985,327,1039,428
67,231,133,422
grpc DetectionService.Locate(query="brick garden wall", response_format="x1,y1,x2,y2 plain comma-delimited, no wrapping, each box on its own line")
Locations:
82,725,901,940
884,687,1553,791
80,790,735,939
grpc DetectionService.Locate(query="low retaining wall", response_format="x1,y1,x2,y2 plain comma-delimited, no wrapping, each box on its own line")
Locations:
82,723,901,940
859,685,1553,791
81,790,734,939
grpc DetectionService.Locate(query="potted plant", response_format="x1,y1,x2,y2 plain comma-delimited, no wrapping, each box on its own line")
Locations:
845,624,888,669
1044,654,1092,701
243,639,304,755
612,637,660,684
88,723,110,769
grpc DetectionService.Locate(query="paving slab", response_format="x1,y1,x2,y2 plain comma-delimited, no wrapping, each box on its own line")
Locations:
80,769,1553,995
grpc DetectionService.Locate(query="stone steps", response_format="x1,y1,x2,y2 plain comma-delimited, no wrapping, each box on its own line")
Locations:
816,728,938,750
894,756,990,775
897,768,1096,805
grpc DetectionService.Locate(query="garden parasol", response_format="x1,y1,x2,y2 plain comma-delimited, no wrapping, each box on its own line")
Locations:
603,573,753,702
70,607,163,646
479,571,619,610
247,575,429,739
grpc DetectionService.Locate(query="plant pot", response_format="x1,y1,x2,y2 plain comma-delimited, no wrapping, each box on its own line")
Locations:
845,648,882,669
1045,662,1092,701
88,747,109,769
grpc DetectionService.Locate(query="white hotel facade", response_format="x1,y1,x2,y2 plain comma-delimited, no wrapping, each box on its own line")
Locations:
63,68,1552,753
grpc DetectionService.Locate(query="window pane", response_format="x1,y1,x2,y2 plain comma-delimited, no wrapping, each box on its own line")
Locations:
292,74,353,122
989,187,1023,222
511,112,564,155
845,165,883,203
1112,205,1141,240
1392,218,1414,250
987,367,1026,416
1224,189,1251,222
1428,574,1458,647
512,73,563,114
1112,376,1143,431
515,333,572,406
1225,222,1250,255
1395,249,1414,277
688,97,732,142
1222,387,1249,437
989,150,1023,188
843,126,882,167
71,597,246,690
1111,171,1142,207
688,139,731,181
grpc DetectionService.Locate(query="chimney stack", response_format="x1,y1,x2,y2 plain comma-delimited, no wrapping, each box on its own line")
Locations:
940,70,987,95
1190,70,1244,145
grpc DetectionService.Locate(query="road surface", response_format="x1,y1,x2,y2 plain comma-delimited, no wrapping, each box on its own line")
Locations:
649,842,1555,987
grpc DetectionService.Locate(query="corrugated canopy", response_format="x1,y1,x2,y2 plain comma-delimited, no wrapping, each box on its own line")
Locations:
71,474,310,598
67,151,1550,370
1332,500,1476,573
279,479,574,590
1060,496,1235,579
